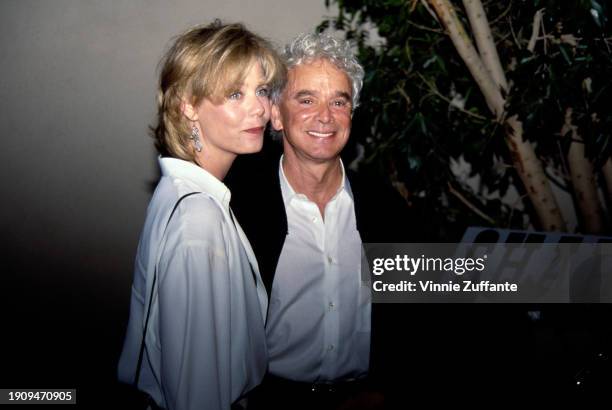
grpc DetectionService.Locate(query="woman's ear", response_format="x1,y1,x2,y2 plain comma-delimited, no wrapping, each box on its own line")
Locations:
181,99,199,122
270,103,283,132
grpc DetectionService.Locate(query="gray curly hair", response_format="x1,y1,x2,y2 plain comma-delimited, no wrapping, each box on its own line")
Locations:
272,32,364,109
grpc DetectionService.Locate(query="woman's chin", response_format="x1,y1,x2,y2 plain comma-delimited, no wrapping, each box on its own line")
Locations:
238,139,264,154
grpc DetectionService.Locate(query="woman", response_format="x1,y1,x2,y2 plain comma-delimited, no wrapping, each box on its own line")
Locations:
118,21,285,410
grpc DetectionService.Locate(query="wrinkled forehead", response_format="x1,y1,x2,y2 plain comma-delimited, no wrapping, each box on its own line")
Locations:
285,58,352,96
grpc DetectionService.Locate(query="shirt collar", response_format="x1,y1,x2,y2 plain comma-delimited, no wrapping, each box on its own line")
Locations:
278,155,352,208
159,156,232,209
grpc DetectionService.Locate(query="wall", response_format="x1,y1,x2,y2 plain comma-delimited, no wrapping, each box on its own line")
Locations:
0,1,331,403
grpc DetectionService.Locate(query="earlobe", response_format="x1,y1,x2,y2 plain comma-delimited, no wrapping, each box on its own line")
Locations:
181,99,198,122
270,104,283,131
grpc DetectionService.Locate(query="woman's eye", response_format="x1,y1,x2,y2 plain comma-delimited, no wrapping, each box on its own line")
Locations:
229,91,243,100
256,87,269,97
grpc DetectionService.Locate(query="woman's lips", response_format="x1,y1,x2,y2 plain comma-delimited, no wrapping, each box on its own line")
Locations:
244,126,265,134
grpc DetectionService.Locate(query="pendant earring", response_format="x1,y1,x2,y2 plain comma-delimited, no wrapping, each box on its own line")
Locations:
190,125,203,153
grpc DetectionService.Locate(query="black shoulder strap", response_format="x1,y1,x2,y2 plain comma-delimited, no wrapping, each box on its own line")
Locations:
133,191,201,387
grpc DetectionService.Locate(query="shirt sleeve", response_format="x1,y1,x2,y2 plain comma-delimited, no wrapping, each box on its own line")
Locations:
157,237,232,410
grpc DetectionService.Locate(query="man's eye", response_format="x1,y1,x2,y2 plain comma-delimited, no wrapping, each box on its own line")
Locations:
333,100,348,107
229,91,243,100
256,87,269,97
299,99,313,105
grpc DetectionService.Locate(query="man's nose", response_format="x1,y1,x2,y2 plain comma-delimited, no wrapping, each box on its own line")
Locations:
316,104,333,123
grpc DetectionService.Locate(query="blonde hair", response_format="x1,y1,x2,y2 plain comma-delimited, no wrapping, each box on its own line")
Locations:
152,21,286,160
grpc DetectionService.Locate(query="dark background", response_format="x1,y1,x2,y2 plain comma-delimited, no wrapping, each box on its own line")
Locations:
0,1,330,407
1,1,610,407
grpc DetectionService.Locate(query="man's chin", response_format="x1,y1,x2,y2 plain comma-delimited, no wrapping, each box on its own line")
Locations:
308,145,345,161
303,152,343,165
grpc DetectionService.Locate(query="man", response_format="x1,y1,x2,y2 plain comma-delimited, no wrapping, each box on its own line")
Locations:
226,33,414,409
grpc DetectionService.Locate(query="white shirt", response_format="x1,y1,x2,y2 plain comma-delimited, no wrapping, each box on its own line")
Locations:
266,157,371,382
118,157,268,410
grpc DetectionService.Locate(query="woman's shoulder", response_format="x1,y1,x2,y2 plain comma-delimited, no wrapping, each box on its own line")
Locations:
155,175,222,207
153,177,229,243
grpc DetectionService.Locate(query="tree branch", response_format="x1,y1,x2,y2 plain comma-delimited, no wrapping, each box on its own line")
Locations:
489,2,512,25
462,0,508,91
428,0,505,118
416,72,488,120
426,0,567,231
448,182,496,224
507,16,521,49
562,107,605,233
407,20,445,34
505,115,567,231
527,8,545,52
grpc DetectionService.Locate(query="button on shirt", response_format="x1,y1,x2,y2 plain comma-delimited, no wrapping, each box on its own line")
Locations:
266,157,371,382
118,157,268,410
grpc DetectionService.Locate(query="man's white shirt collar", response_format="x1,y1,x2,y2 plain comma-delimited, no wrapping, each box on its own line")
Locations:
278,155,353,208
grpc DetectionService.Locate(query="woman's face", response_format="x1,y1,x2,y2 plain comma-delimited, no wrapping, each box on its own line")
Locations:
195,62,270,165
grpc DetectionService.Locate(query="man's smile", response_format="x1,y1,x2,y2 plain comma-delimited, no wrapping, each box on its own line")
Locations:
306,131,335,138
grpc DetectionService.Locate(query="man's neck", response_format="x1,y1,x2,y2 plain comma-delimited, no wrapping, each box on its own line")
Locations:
282,154,343,217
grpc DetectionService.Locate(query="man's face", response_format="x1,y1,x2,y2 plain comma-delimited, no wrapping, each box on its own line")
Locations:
272,59,352,165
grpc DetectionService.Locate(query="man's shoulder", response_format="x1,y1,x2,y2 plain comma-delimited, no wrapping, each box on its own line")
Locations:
226,140,282,188
225,141,285,227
